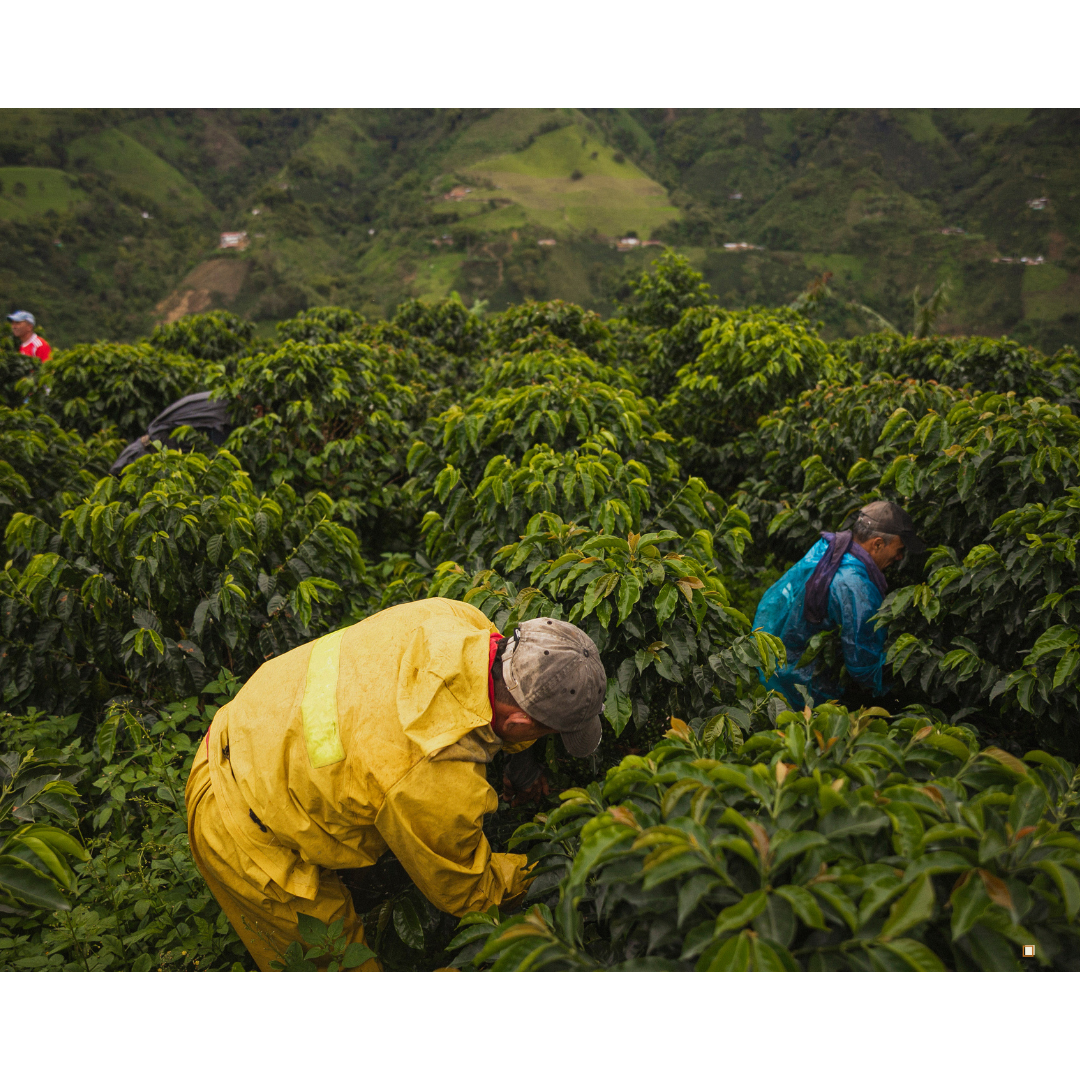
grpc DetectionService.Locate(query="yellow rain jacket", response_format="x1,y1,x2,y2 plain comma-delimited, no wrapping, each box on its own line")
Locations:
186,598,529,970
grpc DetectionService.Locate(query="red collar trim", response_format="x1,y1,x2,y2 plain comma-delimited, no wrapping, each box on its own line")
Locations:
487,630,503,718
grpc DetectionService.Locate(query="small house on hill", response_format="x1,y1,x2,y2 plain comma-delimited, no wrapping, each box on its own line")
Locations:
219,231,249,250
445,186,473,201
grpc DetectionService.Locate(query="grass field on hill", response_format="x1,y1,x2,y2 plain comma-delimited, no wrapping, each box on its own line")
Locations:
0,167,85,222
468,123,680,238
66,129,212,218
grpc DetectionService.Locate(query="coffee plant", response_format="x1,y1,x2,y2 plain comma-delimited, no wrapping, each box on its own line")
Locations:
743,381,1080,746
486,299,616,363
837,331,1080,407
3,250,1080,971
460,704,1080,970
393,292,486,359
36,343,215,441
0,404,122,536
2,446,367,713
0,336,38,409
615,251,714,332
213,340,421,546
661,309,845,489
147,311,255,364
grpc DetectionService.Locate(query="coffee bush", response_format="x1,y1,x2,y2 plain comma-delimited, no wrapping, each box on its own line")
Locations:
460,705,1080,970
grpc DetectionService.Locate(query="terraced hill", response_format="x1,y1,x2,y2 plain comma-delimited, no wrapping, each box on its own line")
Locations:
2,108,1079,349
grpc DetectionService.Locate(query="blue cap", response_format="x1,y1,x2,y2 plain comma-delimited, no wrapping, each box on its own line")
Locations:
7,310,34,324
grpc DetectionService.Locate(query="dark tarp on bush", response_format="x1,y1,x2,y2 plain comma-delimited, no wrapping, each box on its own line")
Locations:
110,391,231,475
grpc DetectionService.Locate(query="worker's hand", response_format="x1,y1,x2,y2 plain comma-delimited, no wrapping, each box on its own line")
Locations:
502,772,551,807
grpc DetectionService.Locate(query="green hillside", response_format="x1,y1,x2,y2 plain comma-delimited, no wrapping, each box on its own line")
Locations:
66,129,212,217
0,167,85,221
2,108,1080,349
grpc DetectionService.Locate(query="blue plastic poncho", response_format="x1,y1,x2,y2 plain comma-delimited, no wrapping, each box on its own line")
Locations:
753,537,889,706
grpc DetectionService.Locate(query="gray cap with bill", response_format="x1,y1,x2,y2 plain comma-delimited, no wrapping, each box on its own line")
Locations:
502,617,607,757
855,500,927,554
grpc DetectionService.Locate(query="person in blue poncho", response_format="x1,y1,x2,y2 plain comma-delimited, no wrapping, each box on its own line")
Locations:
753,501,926,707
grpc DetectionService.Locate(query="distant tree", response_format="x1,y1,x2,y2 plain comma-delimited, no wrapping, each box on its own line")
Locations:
913,281,951,338
790,272,897,333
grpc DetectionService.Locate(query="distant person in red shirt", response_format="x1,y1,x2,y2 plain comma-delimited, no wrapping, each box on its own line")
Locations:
7,310,51,361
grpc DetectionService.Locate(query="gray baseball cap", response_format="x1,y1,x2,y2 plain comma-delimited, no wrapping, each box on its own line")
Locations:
502,618,607,757
856,500,926,554
6,310,34,324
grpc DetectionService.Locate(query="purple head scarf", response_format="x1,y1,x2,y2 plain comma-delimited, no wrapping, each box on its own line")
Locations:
803,531,890,625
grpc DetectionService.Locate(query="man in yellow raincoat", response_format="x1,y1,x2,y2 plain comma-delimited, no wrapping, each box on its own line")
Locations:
186,597,607,970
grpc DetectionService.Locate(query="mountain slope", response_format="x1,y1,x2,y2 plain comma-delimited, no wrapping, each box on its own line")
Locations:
3,108,1080,350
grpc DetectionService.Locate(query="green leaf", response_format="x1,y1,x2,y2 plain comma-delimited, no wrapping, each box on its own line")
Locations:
771,832,827,871
296,912,329,946
702,929,752,971
1027,623,1078,663
447,922,499,951
1008,781,1047,832
1023,750,1071,779
654,583,678,626
812,881,859,933
1053,649,1080,689
15,836,74,890
879,938,946,971
749,935,795,971
583,573,618,617
96,713,120,763
603,678,632,737
582,536,631,554
922,823,978,845
885,802,925,859
901,851,975,883
341,942,377,969
924,733,970,761
0,858,71,911
392,896,425,951
950,873,991,940
880,873,935,941
775,884,826,929
272,940,316,972
1036,860,1080,920
635,530,679,548
20,825,88,862
714,890,767,936
615,574,641,625
677,875,719,929
206,533,225,566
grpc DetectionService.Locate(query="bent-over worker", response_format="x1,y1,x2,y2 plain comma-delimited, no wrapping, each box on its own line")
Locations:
186,598,606,970
753,501,925,707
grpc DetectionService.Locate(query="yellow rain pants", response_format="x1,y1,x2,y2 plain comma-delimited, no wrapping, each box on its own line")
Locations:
186,598,529,971
186,741,380,970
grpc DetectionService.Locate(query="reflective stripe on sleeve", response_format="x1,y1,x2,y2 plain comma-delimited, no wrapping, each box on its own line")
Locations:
302,629,347,768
